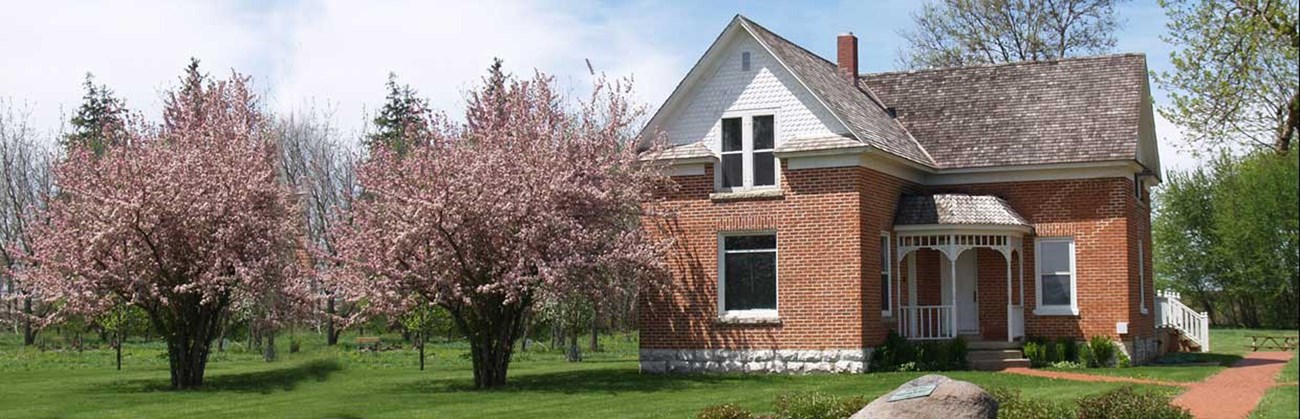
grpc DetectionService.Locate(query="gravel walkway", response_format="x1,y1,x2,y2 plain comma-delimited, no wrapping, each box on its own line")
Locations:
1004,351,1294,418
1172,351,1294,419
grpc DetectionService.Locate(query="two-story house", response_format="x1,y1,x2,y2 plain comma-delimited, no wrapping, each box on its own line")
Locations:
638,15,1162,373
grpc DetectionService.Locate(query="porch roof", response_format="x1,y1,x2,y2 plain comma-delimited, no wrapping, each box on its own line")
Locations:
894,194,1030,228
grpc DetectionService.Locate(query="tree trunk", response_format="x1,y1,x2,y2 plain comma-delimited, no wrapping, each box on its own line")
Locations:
588,315,598,352
263,331,277,362
326,297,339,346
449,297,528,389
418,333,426,371
565,328,581,362
22,297,36,346
115,329,123,371
166,335,213,389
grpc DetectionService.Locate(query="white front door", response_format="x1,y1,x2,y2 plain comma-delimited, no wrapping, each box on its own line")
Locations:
941,251,980,334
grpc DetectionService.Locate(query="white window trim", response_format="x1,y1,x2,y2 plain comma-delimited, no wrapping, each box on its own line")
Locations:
1139,241,1148,315
715,109,780,193
881,232,892,318
717,230,779,321
1034,237,1079,316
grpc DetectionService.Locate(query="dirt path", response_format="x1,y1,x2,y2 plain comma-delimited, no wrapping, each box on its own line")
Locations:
1172,351,1294,419
1003,367,1188,387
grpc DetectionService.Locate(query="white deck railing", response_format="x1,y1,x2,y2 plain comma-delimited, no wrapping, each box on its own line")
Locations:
897,305,954,340
1155,290,1210,352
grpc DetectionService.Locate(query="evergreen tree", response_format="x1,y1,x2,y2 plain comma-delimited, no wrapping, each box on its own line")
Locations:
64,73,128,155
366,73,432,154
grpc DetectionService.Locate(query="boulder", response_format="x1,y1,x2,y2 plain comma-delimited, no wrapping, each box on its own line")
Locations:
851,374,997,419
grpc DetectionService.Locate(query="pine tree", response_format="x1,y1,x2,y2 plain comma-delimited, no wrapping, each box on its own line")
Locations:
366,73,431,155
64,73,128,155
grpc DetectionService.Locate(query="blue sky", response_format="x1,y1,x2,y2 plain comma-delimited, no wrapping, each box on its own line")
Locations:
0,0,1195,170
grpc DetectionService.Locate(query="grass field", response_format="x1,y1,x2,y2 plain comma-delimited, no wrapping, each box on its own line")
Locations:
0,331,1182,418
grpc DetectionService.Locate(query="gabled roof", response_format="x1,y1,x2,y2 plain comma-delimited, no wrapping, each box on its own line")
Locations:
737,17,935,167
640,15,936,168
644,16,1155,173
894,194,1030,227
862,54,1150,170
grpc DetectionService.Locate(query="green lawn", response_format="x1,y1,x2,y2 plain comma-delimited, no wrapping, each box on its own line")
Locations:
0,332,1179,418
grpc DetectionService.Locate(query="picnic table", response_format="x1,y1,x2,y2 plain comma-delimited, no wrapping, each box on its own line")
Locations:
1247,335,1298,351
356,336,381,351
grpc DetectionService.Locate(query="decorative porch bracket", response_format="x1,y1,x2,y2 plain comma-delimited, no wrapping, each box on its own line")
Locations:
894,228,1028,342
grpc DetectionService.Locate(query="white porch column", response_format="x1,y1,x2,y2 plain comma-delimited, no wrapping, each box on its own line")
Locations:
949,249,958,339
1005,251,1013,342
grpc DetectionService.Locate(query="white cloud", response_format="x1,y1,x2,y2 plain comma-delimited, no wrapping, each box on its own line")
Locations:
0,0,265,137
267,0,685,139
0,0,686,144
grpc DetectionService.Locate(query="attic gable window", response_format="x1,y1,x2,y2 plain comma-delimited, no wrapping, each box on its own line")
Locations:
718,113,778,191
741,51,751,71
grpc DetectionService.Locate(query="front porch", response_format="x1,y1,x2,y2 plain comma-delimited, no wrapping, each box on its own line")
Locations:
888,194,1031,343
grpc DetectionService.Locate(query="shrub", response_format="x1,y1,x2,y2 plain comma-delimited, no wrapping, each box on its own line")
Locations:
987,387,1075,419
773,392,868,419
1023,341,1048,368
697,404,754,419
1075,386,1191,419
1049,361,1086,369
870,332,965,372
1078,341,1095,367
1057,338,1077,362
869,331,914,372
1087,336,1118,368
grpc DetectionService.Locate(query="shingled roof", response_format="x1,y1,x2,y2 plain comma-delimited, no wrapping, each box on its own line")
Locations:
862,54,1149,169
738,17,935,167
895,194,1030,227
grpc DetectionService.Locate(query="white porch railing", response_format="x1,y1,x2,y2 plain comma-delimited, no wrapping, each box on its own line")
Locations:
1155,290,1210,352
897,305,954,340
1009,305,1025,341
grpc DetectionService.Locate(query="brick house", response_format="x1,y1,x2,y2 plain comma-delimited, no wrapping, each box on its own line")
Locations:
637,16,1163,373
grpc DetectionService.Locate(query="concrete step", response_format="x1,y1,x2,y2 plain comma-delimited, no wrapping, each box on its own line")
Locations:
969,358,1031,371
967,340,1024,350
966,349,1025,361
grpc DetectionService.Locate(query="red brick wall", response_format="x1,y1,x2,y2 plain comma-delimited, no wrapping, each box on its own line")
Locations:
642,165,1153,349
641,162,868,350
929,177,1149,341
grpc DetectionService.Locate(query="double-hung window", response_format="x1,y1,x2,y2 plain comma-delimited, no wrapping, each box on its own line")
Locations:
719,114,776,190
880,233,892,317
719,232,778,319
1139,241,1148,314
1035,237,1078,316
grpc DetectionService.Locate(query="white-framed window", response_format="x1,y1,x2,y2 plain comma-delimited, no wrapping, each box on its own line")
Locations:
718,231,778,319
1139,241,1148,314
1034,237,1078,316
880,232,892,317
741,51,752,71
718,112,777,191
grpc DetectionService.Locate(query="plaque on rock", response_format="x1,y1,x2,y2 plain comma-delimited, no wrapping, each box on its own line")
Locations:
887,383,938,402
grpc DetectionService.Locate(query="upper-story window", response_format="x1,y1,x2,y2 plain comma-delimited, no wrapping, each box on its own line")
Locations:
719,114,777,190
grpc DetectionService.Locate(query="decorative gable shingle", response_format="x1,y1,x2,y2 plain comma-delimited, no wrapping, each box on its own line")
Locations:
738,17,936,167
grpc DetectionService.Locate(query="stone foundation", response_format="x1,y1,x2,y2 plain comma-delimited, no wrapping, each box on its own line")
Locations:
639,348,872,374
1122,336,1162,365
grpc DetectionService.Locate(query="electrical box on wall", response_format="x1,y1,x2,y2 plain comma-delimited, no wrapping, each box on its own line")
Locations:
1116,322,1129,334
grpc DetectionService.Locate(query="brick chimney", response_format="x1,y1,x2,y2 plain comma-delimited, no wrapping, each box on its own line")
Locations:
837,32,858,83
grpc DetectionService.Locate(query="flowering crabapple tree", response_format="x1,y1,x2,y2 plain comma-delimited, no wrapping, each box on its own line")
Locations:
332,62,670,389
25,61,308,389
